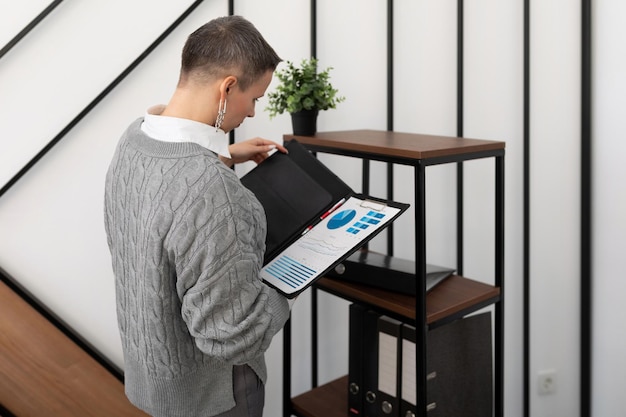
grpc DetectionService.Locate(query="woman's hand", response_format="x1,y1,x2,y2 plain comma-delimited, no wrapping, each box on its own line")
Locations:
220,137,288,167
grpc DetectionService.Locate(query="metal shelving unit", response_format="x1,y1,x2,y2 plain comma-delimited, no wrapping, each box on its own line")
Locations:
282,130,505,417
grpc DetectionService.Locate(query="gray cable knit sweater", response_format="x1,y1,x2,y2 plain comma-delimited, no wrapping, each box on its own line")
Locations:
104,119,290,417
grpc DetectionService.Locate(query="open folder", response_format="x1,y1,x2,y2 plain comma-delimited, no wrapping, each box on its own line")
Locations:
241,139,409,298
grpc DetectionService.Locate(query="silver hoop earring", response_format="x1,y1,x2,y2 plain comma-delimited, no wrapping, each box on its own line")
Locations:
215,98,227,131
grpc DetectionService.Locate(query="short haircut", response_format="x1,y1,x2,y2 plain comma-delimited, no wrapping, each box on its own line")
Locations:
180,15,281,90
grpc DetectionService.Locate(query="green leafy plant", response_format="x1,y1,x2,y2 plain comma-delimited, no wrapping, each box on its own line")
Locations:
266,58,345,119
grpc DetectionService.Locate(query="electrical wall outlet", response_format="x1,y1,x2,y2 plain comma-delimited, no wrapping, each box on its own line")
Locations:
537,369,557,395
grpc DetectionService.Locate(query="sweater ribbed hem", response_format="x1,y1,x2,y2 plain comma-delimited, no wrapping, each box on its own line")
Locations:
124,359,236,417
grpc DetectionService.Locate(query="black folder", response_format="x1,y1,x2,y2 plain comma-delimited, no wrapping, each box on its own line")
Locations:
400,313,493,417
240,139,409,298
363,309,381,417
328,249,455,295
241,139,351,262
348,304,367,416
377,315,403,416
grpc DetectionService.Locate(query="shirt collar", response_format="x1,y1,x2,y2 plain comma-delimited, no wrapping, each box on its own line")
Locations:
140,104,231,159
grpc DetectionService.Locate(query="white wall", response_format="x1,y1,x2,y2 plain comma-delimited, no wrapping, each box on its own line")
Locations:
464,2,525,414
0,0,51,47
592,1,626,416
0,0,227,365
0,0,191,190
0,1,624,416
530,1,581,416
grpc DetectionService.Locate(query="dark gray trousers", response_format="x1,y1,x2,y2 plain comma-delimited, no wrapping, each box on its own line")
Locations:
216,365,265,417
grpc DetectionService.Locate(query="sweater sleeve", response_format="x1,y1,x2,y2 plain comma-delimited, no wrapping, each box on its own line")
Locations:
175,166,290,365
181,257,290,364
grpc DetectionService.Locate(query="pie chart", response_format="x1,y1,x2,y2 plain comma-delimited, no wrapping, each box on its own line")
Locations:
327,209,356,229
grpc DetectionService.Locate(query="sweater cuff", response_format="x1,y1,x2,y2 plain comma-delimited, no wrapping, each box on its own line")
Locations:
266,287,291,327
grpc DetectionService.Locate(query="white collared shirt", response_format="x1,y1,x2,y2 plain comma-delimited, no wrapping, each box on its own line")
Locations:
141,104,231,159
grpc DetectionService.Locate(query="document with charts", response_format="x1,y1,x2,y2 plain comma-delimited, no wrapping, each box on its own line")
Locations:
260,195,407,298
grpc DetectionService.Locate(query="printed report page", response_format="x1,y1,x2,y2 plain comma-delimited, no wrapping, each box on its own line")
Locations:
261,196,402,296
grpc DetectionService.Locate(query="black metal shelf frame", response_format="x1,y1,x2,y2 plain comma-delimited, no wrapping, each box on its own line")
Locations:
283,142,504,417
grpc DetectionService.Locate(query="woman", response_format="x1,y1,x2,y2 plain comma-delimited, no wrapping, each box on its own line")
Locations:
104,15,292,417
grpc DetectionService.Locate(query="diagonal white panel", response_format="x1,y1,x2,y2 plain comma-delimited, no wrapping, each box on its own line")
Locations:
0,0,197,190
0,0,224,368
0,0,52,47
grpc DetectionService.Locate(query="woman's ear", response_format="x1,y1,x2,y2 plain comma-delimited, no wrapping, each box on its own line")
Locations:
220,76,238,95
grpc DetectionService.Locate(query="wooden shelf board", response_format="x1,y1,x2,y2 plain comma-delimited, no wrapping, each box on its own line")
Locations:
315,275,500,324
291,376,348,417
286,130,505,161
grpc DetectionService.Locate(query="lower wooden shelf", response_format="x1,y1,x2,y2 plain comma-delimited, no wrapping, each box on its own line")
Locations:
291,376,348,417
290,277,500,417
315,275,500,325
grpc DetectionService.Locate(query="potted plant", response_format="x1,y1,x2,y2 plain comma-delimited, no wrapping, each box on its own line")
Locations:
266,57,345,136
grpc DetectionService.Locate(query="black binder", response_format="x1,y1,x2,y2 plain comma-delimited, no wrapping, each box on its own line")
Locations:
241,139,409,298
377,315,402,417
348,304,367,416
400,322,436,416
400,312,493,417
328,249,455,295
363,309,381,417
349,311,492,417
